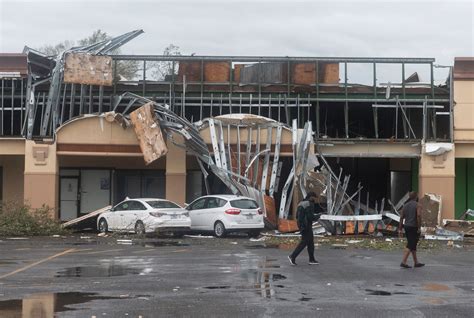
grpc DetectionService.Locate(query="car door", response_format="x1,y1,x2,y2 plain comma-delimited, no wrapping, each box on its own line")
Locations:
121,200,147,231
109,201,130,230
204,197,227,230
187,197,208,229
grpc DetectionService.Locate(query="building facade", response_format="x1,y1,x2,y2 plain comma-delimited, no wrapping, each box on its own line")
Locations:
0,50,470,221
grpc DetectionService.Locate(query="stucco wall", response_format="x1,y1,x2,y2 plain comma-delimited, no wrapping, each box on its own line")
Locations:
454,81,474,142
0,155,24,203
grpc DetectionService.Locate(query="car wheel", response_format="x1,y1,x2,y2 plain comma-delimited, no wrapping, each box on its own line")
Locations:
98,218,108,233
214,221,226,238
248,230,261,238
135,221,146,236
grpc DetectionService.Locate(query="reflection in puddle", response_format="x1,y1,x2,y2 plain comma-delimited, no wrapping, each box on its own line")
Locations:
137,241,189,248
204,270,287,299
0,292,124,317
245,243,296,250
56,265,144,277
422,283,451,292
365,289,392,296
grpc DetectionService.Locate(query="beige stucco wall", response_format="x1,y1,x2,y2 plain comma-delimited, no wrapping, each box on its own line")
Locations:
24,140,58,217
0,155,24,203
0,138,25,155
57,116,139,145
166,135,186,206
453,81,474,142
418,145,455,220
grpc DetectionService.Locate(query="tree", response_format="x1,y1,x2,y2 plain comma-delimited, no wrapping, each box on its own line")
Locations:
149,44,182,80
36,29,139,80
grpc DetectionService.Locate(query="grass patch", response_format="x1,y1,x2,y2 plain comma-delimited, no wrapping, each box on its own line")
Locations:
0,202,68,236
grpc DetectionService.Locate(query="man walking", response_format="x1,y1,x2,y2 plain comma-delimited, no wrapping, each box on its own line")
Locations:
288,192,320,266
398,191,425,268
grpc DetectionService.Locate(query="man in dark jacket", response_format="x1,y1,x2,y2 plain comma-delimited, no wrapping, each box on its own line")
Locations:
398,191,425,268
288,192,320,265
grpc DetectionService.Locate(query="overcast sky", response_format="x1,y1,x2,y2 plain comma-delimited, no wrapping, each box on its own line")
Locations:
0,0,473,82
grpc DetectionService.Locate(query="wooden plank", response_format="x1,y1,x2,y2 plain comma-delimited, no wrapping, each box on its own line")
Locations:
278,218,299,233
264,195,277,228
204,61,230,82
322,63,339,84
177,61,201,82
62,205,111,228
292,63,315,85
130,102,168,165
233,64,245,82
63,53,113,86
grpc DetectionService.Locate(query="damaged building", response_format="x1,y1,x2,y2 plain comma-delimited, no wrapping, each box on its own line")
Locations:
0,30,473,227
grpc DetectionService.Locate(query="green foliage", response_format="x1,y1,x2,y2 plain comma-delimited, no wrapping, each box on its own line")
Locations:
0,202,68,236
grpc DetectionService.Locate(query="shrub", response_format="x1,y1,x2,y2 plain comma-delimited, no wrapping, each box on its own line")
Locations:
0,202,68,236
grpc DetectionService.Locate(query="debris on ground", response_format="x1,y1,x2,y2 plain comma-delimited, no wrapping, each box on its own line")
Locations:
443,218,474,236
424,227,464,241
62,205,111,229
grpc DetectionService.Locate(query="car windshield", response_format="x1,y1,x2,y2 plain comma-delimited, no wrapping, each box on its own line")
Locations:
146,200,181,209
230,199,258,209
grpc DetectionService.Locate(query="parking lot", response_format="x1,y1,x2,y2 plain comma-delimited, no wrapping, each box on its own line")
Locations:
0,234,473,317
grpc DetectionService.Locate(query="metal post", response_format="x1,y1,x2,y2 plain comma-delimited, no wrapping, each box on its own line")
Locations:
79,84,85,115
98,85,104,113
20,78,24,133
69,83,75,120
344,62,349,138
88,85,93,113
60,83,67,124
1,79,4,135
142,60,146,96
395,95,399,139
11,79,14,135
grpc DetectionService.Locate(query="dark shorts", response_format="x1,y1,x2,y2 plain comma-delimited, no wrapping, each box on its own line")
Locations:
404,226,420,251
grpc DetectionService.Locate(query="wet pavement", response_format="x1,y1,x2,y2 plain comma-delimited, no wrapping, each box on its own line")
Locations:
0,235,473,317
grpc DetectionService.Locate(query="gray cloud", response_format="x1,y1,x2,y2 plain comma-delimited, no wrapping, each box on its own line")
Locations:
0,0,472,71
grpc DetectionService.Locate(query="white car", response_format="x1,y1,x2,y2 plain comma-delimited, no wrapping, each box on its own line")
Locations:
186,195,264,238
97,198,191,235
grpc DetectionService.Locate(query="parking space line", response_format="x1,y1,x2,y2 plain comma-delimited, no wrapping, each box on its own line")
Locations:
0,248,77,280
132,249,155,254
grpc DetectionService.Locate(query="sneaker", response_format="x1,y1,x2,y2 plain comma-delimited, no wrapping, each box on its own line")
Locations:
414,263,425,268
288,255,297,266
309,260,319,265
400,263,412,269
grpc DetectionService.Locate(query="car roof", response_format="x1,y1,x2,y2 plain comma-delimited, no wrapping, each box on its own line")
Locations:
198,194,254,201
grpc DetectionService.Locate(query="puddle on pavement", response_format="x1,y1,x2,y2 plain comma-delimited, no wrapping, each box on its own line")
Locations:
299,297,313,302
245,243,295,250
365,289,411,296
422,283,451,292
350,254,372,260
420,297,447,305
56,265,144,277
203,271,287,299
0,292,124,316
365,289,392,296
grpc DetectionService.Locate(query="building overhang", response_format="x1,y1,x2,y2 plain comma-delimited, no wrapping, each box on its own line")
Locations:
317,140,421,158
0,138,25,155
